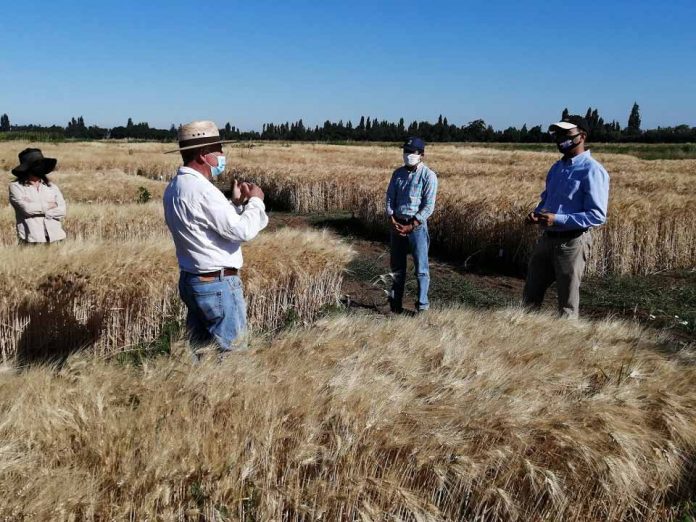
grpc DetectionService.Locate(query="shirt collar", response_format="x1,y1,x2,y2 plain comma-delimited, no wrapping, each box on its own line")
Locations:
403,162,424,174
565,150,591,166
178,165,208,181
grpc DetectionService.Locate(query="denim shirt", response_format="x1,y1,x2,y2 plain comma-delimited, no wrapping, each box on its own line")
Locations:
535,150,610,231
385,163,438,223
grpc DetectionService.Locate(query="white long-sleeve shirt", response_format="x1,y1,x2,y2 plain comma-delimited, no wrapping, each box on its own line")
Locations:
163,166,268,273
9,180,67,243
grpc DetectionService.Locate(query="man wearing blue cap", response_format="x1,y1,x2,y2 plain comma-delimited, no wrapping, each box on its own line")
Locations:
385,137,438,313
523,115,610,319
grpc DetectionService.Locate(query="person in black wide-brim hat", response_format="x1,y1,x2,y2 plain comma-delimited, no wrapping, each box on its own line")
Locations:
9,148,67,244
11,148,58,178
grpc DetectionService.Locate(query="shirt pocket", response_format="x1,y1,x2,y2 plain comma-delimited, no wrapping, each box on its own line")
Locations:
408,183,422,199
191,288,225,323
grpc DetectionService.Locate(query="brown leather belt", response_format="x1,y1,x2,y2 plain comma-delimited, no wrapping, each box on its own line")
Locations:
191,268,239,282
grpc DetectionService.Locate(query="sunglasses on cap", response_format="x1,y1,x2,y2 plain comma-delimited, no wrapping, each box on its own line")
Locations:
552,129,583,139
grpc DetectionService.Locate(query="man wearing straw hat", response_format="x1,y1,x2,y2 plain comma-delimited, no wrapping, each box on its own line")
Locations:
163,121,268,354
523,115,610,319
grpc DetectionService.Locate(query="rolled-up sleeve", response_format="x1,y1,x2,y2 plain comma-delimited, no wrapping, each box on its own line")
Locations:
201,189,269,243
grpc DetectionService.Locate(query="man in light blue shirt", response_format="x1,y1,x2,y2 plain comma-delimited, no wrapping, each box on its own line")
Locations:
385,137,438,313
523,115,610,318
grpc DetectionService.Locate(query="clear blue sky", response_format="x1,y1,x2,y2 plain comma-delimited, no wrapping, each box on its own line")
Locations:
2,0,695,131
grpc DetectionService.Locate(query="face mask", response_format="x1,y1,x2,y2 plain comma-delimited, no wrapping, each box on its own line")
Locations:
205,154,226,178
556,134,581,153
403,152,421,167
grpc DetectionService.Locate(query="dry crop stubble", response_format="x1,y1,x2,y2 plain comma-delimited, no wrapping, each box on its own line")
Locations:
0,202,169,246
0,308,694,520
2,141,695,274
0,168,166,207
218,143,696,276
0,228,353,363
0,141,178,180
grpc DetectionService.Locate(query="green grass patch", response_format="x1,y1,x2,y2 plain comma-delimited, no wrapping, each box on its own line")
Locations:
115,317,182,366
582,270,696,336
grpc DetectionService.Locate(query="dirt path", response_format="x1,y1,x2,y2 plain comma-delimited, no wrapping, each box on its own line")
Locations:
269,212,555,313
268,212,695,345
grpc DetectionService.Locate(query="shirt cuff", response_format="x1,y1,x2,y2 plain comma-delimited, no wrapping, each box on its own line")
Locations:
386,209,394,216
553,213,569,226
246,197,266,211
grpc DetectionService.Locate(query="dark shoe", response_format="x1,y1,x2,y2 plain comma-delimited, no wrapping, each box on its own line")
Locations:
388,297,403,314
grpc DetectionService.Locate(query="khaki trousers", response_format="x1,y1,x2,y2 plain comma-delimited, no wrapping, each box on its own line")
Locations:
522,230,592,319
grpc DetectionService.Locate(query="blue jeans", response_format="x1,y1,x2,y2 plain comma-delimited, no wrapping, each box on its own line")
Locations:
178,271,247,352
389,223,430,311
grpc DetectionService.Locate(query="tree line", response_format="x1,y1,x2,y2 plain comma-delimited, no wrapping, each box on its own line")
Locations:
1,104,695,143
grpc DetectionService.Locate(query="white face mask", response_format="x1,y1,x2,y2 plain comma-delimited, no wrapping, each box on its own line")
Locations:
204,153,226,178
403,153,421,167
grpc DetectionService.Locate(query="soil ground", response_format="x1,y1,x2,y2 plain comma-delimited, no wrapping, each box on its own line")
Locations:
268,211,696,346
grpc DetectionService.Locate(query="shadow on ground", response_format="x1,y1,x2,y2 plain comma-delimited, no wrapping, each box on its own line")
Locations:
16,273,105,368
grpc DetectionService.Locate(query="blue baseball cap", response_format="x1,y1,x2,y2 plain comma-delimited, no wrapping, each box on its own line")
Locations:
403,137,425,153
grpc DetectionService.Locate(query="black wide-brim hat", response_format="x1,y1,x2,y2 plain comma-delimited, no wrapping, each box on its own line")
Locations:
11,148,58,176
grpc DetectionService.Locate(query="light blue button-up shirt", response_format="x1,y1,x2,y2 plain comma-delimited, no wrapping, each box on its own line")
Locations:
385,163,438,223
535,150,610,231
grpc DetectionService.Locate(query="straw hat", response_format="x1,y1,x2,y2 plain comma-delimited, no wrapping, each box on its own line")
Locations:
164,120,233,153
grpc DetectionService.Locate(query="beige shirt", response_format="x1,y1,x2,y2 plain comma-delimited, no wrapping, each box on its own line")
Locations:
9,180,67,243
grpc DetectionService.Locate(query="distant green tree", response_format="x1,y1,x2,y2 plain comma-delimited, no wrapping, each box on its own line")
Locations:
627,102,641,131
561,107,569,120
0,113,9,131
441,116,451,141
585,107,593,123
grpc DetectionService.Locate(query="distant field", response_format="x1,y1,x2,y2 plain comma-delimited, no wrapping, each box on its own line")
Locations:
454,141,696,160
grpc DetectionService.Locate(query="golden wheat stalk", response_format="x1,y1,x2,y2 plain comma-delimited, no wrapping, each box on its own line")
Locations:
0,229,353,363
0,308,694,520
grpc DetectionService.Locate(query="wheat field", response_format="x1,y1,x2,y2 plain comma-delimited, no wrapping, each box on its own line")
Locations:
3,141,693,275
0,227,353,364
0,158,354,363
1,308,695,520
0,141,695,520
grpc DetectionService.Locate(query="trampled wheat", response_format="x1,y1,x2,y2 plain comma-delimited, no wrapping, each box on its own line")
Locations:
0,308,693,520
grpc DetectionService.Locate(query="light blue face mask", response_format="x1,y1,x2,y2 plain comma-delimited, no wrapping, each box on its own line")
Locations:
207,154,226,178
